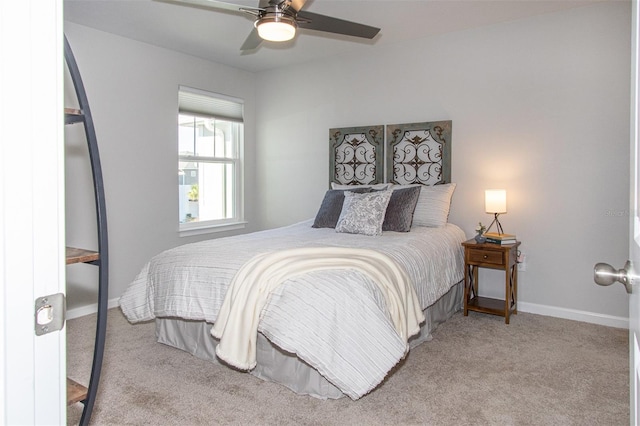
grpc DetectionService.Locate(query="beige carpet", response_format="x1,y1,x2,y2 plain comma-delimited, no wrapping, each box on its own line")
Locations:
67,308,628,425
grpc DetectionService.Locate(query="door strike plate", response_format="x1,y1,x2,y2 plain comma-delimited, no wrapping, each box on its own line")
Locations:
34,293,66,336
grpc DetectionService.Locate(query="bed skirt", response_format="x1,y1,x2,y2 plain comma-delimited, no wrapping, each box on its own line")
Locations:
155,280,463,399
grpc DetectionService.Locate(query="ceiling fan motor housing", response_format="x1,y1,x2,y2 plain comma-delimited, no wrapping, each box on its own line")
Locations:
255,7,298,42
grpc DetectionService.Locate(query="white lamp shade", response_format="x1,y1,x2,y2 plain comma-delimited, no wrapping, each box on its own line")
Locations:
485,189,507,214
257,20,296,42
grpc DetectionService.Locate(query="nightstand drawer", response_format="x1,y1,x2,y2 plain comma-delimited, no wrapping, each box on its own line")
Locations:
468,249,504,266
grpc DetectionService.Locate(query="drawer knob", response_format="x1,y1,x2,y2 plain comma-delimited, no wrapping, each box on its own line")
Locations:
483,255,488,259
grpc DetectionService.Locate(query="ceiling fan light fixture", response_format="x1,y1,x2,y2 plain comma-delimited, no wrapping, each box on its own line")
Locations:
256,14,297,42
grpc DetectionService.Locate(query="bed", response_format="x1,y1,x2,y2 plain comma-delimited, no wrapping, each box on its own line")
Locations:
120,120,464,400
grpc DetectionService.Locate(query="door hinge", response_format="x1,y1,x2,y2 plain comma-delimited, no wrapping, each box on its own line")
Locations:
34,293,66,336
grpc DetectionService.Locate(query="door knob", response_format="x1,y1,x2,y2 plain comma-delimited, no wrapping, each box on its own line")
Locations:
594,261,632,294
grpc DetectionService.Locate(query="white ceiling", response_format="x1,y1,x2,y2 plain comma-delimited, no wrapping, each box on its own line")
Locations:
64,0,608,73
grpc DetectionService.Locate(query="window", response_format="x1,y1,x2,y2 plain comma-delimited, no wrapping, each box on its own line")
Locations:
178,87,244,234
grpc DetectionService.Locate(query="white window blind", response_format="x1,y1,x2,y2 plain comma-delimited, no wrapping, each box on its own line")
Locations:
178,86,244,123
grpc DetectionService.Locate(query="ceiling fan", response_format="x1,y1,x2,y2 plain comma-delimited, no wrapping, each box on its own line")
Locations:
157,0,381,51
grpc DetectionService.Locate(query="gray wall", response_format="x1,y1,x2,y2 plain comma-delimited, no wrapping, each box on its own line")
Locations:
254,2,631,324
65,1,631,325
64,23,258,315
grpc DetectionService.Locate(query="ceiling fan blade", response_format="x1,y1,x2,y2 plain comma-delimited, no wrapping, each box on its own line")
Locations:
240,28,263,51
156,0,262,14
296,11,380,39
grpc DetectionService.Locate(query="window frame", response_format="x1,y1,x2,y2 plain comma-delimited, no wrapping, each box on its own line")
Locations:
177,87,246,236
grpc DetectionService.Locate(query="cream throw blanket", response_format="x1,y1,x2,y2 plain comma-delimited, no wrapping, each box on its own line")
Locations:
210,247,425,371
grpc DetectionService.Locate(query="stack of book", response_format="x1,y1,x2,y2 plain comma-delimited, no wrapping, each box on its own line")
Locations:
484,232,517,245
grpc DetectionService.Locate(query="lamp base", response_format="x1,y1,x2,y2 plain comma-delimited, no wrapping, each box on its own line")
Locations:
485,213,504,235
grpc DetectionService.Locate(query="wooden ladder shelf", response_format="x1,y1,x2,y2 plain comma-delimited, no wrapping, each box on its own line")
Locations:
64,36,109,426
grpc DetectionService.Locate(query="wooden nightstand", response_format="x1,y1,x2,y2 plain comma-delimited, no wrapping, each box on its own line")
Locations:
462,239,521,324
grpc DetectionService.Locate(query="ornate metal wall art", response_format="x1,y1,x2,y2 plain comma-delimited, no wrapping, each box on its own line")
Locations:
329,125,384,186
386,121,452,186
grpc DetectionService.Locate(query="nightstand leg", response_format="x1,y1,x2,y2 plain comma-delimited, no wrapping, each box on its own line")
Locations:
464,264,470,316
505,266,510,324
464,264,477,316
512,265,518,315
472,265,479,297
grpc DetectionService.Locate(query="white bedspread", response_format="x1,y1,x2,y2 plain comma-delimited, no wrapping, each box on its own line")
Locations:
211,247,425,371
120,220,466,399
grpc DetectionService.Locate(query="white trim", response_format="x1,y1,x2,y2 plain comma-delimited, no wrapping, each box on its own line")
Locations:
67,298,122,321
518,301,628,329
179,220,247,237
178,114,244,231
1,0,65,423
68,297,629,331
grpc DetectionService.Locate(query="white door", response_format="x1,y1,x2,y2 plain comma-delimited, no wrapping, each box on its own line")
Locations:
595,1,640,423
0,0,66,424
628,0,640,425
631,1,640,423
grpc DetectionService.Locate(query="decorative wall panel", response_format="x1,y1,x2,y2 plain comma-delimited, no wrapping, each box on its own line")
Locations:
329,125,384,186
386,121,452,186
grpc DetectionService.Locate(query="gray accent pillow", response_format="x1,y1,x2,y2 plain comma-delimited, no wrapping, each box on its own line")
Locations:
312,188,371,228
335,190,393,236
382,186,421,232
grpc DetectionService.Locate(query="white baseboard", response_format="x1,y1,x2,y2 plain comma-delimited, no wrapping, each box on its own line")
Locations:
65,298,628,329
66,297,120,320
518,301,628,329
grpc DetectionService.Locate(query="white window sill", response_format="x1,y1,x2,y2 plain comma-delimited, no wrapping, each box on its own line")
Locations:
179,221,247,238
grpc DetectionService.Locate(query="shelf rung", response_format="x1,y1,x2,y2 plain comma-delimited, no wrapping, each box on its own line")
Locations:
67,378,87,406
64,108,84,125
66,247,99,265
64,108,82,115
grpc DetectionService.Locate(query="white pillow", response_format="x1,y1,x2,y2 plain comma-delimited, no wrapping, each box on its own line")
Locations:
335,190,393,236
331,183,391,191
411,183,456,228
